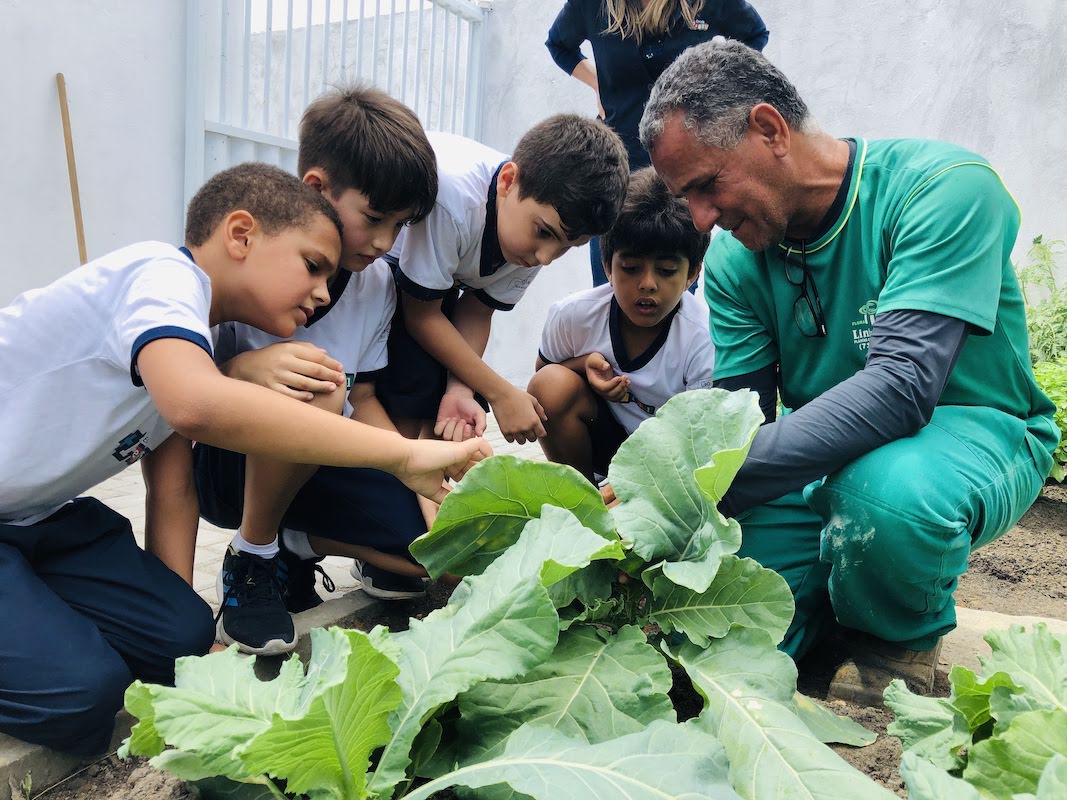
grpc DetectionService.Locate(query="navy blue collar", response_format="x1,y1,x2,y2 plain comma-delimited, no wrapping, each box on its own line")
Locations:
179,246,195,263
608,296,681,372
479,161,509,277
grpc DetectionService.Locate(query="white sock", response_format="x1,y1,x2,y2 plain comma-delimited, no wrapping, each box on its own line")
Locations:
231,531,279,558
281,527,320,560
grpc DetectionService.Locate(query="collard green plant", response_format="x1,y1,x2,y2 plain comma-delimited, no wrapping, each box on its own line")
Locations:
124,389,887,800
1032,360,1067,480
1017,236,1067,365
888,623,1067,800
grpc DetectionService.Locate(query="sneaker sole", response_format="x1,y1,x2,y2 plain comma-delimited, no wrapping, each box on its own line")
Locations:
359,583,427,601
216,618,298,656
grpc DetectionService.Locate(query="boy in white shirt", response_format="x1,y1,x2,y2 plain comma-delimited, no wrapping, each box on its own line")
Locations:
529,168,713,482
377,115,630,446
194,87,442,657
0,163,488,754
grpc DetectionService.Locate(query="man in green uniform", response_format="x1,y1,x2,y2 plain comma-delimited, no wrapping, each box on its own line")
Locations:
638,40,1058,704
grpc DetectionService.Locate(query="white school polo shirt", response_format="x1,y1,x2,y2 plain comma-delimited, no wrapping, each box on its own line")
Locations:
216,258,395,417
389,131,542,311
0,242,213,525
538,284,714,433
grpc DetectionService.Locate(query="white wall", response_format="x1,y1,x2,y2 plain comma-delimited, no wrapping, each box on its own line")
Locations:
2,0,1065,386
477,0,1067,385
0,0,187,305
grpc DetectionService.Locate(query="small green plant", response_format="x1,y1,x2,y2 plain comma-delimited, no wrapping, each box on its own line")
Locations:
1033,360,1067,481
886,623,1067,799
121,390,894,800
1016,235,1067,365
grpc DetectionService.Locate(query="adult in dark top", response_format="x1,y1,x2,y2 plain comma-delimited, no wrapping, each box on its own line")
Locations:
546,0,769,285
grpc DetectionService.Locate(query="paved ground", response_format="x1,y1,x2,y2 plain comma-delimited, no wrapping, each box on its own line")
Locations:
91,417,543,612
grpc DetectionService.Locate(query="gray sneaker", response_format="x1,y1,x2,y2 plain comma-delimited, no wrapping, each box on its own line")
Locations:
827,632,943,707
350,560,427,600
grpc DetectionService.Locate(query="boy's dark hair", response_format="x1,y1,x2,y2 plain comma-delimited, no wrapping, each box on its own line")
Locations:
298,85,437,223
185,163,343,247
600,168,710,278
512,114,629,239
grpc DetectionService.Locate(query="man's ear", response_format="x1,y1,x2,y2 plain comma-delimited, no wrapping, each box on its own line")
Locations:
223,210,257,260
302,168,329,194
497,161,519,197
748,102,791,157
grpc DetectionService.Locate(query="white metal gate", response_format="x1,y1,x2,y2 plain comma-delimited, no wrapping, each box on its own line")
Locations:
183,0,491,207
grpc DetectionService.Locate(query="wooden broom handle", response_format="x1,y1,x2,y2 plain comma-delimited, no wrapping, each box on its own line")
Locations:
56,73,87,265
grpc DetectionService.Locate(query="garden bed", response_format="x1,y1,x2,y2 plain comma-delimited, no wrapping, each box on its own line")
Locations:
35,485,1067,799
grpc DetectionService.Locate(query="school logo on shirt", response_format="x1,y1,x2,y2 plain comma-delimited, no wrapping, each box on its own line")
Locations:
507,276,534,293
851,300,877,352
112,429,151,465
617,388,656,416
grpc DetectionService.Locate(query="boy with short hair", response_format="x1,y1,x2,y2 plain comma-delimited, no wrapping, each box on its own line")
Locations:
528,168,713,481
0,163,488,754
377,114,630,446
193,86,444,657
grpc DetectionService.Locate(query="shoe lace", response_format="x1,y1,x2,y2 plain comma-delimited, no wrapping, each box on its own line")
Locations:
315,563,336,594
215,553,286,624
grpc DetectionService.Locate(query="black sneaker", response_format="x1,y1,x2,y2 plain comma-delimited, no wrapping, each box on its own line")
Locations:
350,560,427,600
277,538,336,613
216,546,297,655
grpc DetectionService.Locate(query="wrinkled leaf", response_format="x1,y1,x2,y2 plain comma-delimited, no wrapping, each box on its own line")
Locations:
885,678,971,771
670,628,895,799
609,390,762,593
649,555,794,646
401,721,740,800
949,666,1022,733
1033,753,1067,799
411,455,615,578
979,624,1067,728
453,625,675,765
964,709,1067,798
368,518,611,798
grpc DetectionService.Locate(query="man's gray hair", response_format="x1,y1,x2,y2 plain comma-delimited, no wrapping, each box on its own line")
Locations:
639,40,811,152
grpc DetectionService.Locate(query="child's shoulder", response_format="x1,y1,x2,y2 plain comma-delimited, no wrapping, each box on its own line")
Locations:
673,290,711,334
547,282,614,319
427,131,509,217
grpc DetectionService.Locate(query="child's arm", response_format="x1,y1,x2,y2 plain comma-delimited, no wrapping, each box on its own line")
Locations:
136,338,490,502
402,292,547,444
349,380,400,431
221,340,346,401
140,432,199,583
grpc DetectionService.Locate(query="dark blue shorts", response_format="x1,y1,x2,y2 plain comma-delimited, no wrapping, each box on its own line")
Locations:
193,444,425,555
590,394,629,478
0,498,214,754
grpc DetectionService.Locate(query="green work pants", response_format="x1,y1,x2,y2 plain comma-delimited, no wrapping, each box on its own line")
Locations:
736,405,1055,660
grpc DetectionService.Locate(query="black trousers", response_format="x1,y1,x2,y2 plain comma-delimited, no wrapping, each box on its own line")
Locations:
0,499,214,754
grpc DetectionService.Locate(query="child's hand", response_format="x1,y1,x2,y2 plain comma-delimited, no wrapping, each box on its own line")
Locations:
222,341,345,401
435,390,487,441
491,386,548,444
398,437,493,503
585,353,630,402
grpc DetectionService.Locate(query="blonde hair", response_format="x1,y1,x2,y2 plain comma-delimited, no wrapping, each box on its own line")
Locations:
604,0,706,44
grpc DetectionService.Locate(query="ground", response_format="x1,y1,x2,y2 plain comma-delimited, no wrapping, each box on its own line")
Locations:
32,485,1067,799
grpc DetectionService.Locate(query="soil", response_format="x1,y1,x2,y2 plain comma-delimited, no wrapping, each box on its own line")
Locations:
34,488,1067,799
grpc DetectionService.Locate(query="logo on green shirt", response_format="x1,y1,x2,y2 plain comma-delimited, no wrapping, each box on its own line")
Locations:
851,300,877,351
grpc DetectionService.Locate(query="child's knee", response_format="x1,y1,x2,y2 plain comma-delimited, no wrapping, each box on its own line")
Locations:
308,384,347,415
528,365,592,416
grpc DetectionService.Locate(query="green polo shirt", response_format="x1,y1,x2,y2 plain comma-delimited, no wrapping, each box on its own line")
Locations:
704,138,1057,453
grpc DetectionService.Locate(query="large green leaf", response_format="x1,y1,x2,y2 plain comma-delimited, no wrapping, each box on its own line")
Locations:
670,628,895,800
609,390,762,593
410,455,615,578
122,648,309,781
1034,754,1067,799
884,679,971,771
948,666,1022,733
453,625,675,766
899,752,981,800
964,709,1067,798
649,555,794,646
979,624,1067,727
400,721,740,800
367,518,612,798
238,629,401,799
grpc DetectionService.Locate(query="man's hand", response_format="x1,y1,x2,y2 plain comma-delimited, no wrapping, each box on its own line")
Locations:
398,437,493,504
222,341,345,401
585,353,630,402
491,386,548,444
435,389,488,441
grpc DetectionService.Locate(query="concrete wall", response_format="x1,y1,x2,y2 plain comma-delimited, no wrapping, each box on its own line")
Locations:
477,0,1067,384
0,0,187,305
